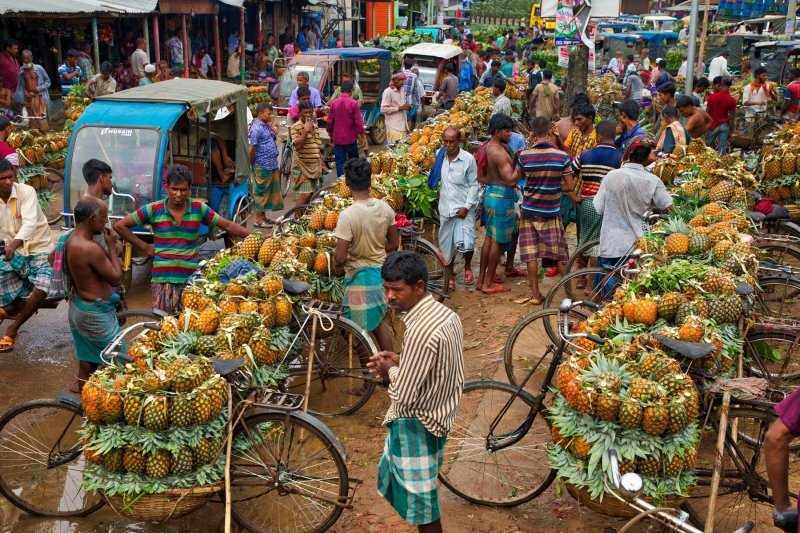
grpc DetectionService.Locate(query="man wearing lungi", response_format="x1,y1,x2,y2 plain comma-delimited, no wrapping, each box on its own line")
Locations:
368,251,464,532
114,165,250,315
517,116,581,304
64,197,122,392
0,158,53,352
334,158,399,386
437,127,478,288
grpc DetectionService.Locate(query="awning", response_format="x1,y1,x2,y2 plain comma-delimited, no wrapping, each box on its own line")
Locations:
0,0,157,14
665,0,717,11
217,0,245,7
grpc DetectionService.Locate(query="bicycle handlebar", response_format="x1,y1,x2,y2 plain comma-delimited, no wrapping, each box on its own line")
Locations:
100,321,160,365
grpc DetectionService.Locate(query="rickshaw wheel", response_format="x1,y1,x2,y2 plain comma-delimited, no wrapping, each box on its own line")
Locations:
44,168,64,226
370,116,387,145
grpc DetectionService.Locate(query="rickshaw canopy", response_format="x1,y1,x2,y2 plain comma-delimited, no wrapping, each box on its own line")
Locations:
97,79,250,179
402,43,463,60
288,47,392,61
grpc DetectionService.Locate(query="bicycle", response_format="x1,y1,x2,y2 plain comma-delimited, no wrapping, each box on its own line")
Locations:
0,315,359,531
278,120,293,198
439,299,601,505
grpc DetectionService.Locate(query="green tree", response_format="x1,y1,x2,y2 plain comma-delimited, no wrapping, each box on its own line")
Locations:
472,0,533,19
565,45,589,116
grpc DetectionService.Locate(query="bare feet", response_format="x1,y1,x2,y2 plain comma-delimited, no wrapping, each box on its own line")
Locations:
528,294,544,305
481,284,511,294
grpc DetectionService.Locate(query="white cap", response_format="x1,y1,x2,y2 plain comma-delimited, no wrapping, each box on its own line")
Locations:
144,64,156,74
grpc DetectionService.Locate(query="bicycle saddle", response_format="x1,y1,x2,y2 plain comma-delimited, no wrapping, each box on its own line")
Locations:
213,357,246,377
746,210,766,223
736,281,754,296
282,279,310,296
652,334,715,360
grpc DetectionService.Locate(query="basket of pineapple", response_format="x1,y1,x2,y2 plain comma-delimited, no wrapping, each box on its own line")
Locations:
79,354,230,522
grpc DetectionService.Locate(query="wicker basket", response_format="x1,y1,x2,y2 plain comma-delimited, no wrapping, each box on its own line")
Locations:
565,482,688,519
787,204,800,223
104,482,223,522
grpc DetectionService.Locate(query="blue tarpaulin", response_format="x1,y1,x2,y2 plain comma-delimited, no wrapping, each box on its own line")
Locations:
604,32,679,45
299,47,392,61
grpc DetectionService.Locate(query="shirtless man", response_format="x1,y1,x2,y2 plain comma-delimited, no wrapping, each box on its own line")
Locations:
676,95,713,139
64,196,123,391
476,113,519,294
20,50,49,132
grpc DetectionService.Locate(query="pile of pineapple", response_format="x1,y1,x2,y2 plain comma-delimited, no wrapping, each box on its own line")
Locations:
548,198,759,504
375,86,495,175
6,129,69,170
504,76,528,100
761,122,800,203
80,352,229,496
588,72,623,105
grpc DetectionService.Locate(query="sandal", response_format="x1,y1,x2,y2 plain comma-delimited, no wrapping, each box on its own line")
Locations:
448,279,456,290
492,274,507,284
576,277,587,290
482,285,511,294
504,267,527,278
0,334,17,352
545,266,560,277
463,269,475,285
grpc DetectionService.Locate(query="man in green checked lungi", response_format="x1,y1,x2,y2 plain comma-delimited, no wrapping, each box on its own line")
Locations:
368,252,464,532
64,197,123,392
334,158,399,394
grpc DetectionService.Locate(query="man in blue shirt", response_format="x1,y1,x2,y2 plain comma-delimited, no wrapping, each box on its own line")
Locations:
288,71,323,109
58,50,83,98
459,50,474,92
614,99,645,151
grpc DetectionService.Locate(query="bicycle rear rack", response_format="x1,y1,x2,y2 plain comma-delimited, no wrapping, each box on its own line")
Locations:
253,390,305,411
304,299,350,317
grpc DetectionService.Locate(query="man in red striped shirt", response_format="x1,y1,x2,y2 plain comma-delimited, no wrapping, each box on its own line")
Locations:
114,165,249,315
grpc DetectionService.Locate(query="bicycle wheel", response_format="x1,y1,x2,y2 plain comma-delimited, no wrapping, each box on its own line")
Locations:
759,244,800,274
544,267,609,309
757,276,800,320
682,407,799,531
764,220,800,240
503,307,587,391
745,331,800,389
285,317,377,416
230,411,348,532
410,216,441,246
44,168,64,226
564,238,600,275
116,309,162,350
0,399,105,517
439,381,556,506
412,238,451,302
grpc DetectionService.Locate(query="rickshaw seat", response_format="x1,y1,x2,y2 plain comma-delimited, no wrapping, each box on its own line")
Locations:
172,156,208,185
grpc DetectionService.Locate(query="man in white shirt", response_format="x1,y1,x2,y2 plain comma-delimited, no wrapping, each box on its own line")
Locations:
743,66,771,121
708,51,730,81
130,38,149,79
677,56,688,77
491,78,512,117
0,158,54,352
437,127,479,286
608,50,623,77
166,32,185,69
380,72,412,143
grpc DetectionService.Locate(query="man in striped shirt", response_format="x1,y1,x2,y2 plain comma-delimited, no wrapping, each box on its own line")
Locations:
114,165,250,315
517,116,580,304
570,120,623,288
369,251,464,532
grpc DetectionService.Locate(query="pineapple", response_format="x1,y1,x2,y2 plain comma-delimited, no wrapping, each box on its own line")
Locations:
708,181,735,203
81,378,106,424
192,390,212,424
143,395,168,432
556,362,580,395
169,395,194,427
250,330,279,366
197,306,220,335
707,294,743,324
297,248,316,270
261,276,283,297
642,403,670,435
219,297,239,315
618,399,643,429
631,298,658,326
629,377,650,400
551,425,567,447
259,300,276,328
160,316,179,338
703,270,737,293
314,250,332,275
100,391,124,424
238,299,259,314
687,214,706,227
783,150,797,175
195,335,217,358
678,316,704,342
181,285,207,312
660,372,691,397
667,396,690,433
225,279,248,297
637,352,662,378
258,238,282,265
687,138,705,155
146,449,171,479
657,292,686,323
102,448,124,473
663,453,685,476
309,208,327,231
239,232,264,260
688,232,711,255
206,383,226,419
274,298,293,326
123,392,144,425
683,447,698,469
193,437,222,466
171,447,194,476
637,456,662,477
595,391,621,421
570,436,592,460
324,210,340,231
665,233,690,256
123,446,146,474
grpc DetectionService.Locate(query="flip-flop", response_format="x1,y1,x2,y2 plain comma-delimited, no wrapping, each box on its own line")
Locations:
576,277,587,289
253,221,272,228
504,267,527,278
545,267,560,277
0,334,17,352
449,279,456,290
464,269,475,285
492,274,507,284
482,285,511,294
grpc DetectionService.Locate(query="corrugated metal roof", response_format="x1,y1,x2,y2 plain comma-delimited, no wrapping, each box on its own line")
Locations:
218,0,245,7
0,0,157,15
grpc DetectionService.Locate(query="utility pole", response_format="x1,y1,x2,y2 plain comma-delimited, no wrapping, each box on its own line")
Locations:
788,0,797,36
685,0,700,95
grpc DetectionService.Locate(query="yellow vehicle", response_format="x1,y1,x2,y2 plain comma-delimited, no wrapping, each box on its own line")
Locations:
530,2,556,31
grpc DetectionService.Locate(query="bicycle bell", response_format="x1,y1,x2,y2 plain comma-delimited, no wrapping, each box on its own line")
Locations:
619,472,644,500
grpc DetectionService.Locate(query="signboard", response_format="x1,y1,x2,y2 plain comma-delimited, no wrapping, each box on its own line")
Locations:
554,0,591,48
542,0,620,18
558,46,570,67
588,24,596,70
